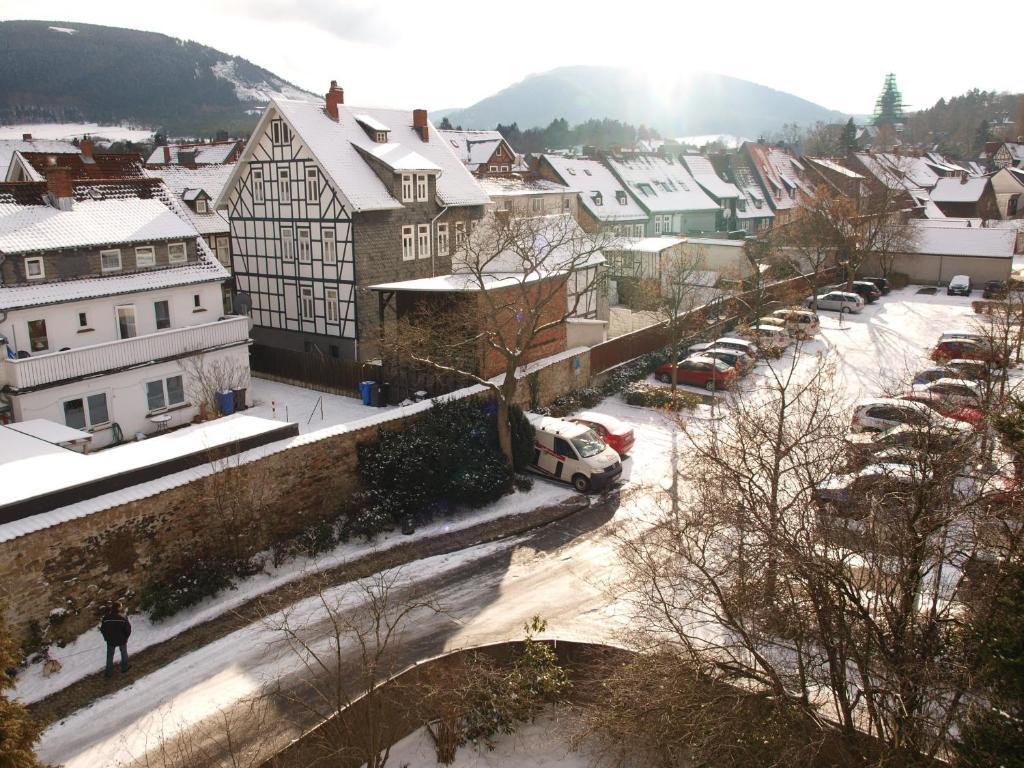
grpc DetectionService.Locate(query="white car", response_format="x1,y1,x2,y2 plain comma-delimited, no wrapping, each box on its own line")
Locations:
805,291,864,314
707,337,759,359
918,378,983,406
748,324,791,348
849,397,964,434
771,308,820,338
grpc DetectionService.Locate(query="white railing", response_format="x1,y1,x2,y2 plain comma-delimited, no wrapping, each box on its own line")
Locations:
0,316,250,390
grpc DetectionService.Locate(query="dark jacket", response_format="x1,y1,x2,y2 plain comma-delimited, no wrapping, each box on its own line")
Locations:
100,611,132,646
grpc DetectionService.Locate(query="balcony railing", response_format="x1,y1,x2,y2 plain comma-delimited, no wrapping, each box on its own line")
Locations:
1,316,251,391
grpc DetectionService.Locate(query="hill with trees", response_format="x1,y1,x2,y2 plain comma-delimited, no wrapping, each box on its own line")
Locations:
904,89,1024,159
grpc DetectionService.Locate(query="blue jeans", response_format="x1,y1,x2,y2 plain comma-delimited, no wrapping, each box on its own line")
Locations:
105,643,128,675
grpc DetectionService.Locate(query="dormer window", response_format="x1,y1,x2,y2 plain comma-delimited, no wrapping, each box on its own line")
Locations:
616,190,627,205
401,174,414,202
356,114,390,143
416,174,428,201
591,192,603,206
196,198,208,214
567,168,576,176
375,131,387,143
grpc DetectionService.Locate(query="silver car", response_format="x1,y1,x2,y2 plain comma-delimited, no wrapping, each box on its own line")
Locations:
805,291,864,314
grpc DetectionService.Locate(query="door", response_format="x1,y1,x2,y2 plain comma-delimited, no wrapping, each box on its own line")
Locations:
115,305,137,339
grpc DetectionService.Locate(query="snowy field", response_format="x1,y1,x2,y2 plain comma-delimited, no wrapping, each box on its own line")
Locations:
246,375,398,433
32,288,989,767
0,122,154,142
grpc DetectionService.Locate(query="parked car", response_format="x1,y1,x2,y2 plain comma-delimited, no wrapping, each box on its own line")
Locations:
845,422,973,463
860,276,891,295
912,366,959,387
930,338,1004,366
813,462,923,518
898,391,984,429
757,315,787,329
939,330,988,344
526,415,621,493
916,378,984,406
771,308,820,338
944,358,1005,383
700,347,754,375
704,337,759,359
805,291,864,314
569,411,635,457
849,397,962,434
850,280,883,303
745,324,791,348
947,274,972,296
983,280,1007,299
655,356,736,391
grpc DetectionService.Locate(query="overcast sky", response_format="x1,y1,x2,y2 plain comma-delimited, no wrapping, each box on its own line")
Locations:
2,0,1016,118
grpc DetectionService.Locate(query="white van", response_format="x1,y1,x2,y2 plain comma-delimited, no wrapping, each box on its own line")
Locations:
526,414,622,493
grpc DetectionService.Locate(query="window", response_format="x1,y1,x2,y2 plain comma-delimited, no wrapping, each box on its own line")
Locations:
583,169,592,176
278,168,291,203
417,224,430,259
145,375,185,412
100,249,122,272
401,174,413,202
25,257,44,280
271,120,291,145
195,198,208,214
64,393,109,429
300,286,314,319
531,197,542,212
297,229,311,262
135,246,156,267
489,165,498,173
437,223,449,255
322,228,337,263
78,312,88,328
633,224,644,237
252,168,264,203
115,305,137,339
654,216,663,235
402,225,415,261
325,288,339,322
455,221,466,246
154,300,170,330
562,198,570,211
553,437,576,458
305,168,318,199
215,236,229,266
27,319,48,351
281,227,294,261
193,293,202,309
616,191,627,205
415,174,428,201
500,165,509,172
167,242,187,263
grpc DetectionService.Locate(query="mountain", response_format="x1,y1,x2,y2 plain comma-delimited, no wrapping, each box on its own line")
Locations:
0,20,316,137
438,66,847,138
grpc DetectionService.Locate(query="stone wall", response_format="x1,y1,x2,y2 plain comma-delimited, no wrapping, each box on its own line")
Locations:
0,348,589,646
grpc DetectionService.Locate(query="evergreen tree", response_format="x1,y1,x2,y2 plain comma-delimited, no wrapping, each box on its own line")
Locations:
0,607,45,768
973,119,991,156
438,116,454,130
873,73,906,126
841,117,857,152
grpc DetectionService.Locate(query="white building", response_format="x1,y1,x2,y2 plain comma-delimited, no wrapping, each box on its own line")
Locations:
0,173,250,449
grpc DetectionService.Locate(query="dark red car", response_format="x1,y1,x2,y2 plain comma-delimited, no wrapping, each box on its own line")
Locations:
898,392,983,429
930,338,1004,366
656,356,736,392
569,411,635,456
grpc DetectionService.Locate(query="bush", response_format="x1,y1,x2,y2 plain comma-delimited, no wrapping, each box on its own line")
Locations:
140,556,261,622
888,272,910,289
508,404,536,472
624,383,701,411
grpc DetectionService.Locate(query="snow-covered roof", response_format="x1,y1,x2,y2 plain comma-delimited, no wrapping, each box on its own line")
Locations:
930,176,990,204
354,113,390,133
146,141,239,165
727,153,774,221
359,142,441,172
249,99,489,212
607,154,720,214
367,271,546,292
680,155,740,200
907,225,1016,258
0,138,78,178
605,236,686,254
478,175,569,198
807,157,864,179
439,129,511,167
540,155,646,222
7,419,92,445
146,165,234,236
744,144,815,211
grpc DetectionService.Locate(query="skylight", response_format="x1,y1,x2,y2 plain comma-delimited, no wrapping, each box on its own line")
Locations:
584,169,592,176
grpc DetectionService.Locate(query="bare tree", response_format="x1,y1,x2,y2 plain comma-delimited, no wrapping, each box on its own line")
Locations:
181,353,250,418
388,213,608,465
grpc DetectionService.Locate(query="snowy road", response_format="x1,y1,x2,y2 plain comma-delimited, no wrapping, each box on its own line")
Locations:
35,288,979,767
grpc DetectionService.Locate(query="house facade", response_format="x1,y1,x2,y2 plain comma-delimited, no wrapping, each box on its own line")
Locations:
0,174,249,448
606,153,720,236
438,130,524,176
929,176,1001,219
479,175,578,219
992,142,1024,170
741,143,816,225
216,82,489,362
991,167,1024,218
680,155,741,230
536,155,649,236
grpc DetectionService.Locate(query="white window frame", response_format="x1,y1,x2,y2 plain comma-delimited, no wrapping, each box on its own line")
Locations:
252,168,264,203
195,198,208,214
437,223,449,255
455,221,466,246
305,167,318,199
489,165,498,173
299,285,314,319
281,227,294,261
25,257,45,280
271,121,281,145
401,174,414,202
325,288,339,323
145,374,185,413
167,242,187,264
401,225,415,261
278,168,291,203
500,165,509,172
154,299,171,330
322,228,337,264
115,304,137,339
415,174,428,201
297,228,311,262
100,249,121,272
63,392,110,430
135,246,156,267
531,197,542,212
653,216,663,235
417,224,430,259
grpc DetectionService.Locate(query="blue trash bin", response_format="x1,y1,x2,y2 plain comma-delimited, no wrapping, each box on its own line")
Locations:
360,380,375,406
216,389,235,415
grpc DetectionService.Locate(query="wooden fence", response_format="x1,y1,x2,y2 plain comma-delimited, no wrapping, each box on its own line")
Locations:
250,344,380,398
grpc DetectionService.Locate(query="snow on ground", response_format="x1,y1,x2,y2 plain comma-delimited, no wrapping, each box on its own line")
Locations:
377,710,594,767
246,375,398,433
0,122,154,142
15,480,574,705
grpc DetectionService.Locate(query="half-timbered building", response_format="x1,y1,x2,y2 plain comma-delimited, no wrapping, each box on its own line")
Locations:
216,82,489,362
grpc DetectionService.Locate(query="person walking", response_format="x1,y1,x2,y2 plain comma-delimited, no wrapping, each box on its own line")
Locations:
100,600,132,678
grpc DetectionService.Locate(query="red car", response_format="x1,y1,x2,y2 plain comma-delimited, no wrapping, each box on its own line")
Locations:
899,392,983,429
569,411,635,456
930,339,1004,366
655,356,736,392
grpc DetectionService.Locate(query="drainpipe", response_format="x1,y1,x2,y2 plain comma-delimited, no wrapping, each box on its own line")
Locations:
430,204,449,277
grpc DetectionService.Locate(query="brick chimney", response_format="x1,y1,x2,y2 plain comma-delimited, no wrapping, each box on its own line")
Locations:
80,138,94,160
163,145,172,163
326,80,344,120
22,133,32,141
413,109,429,142
45,169,74,211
